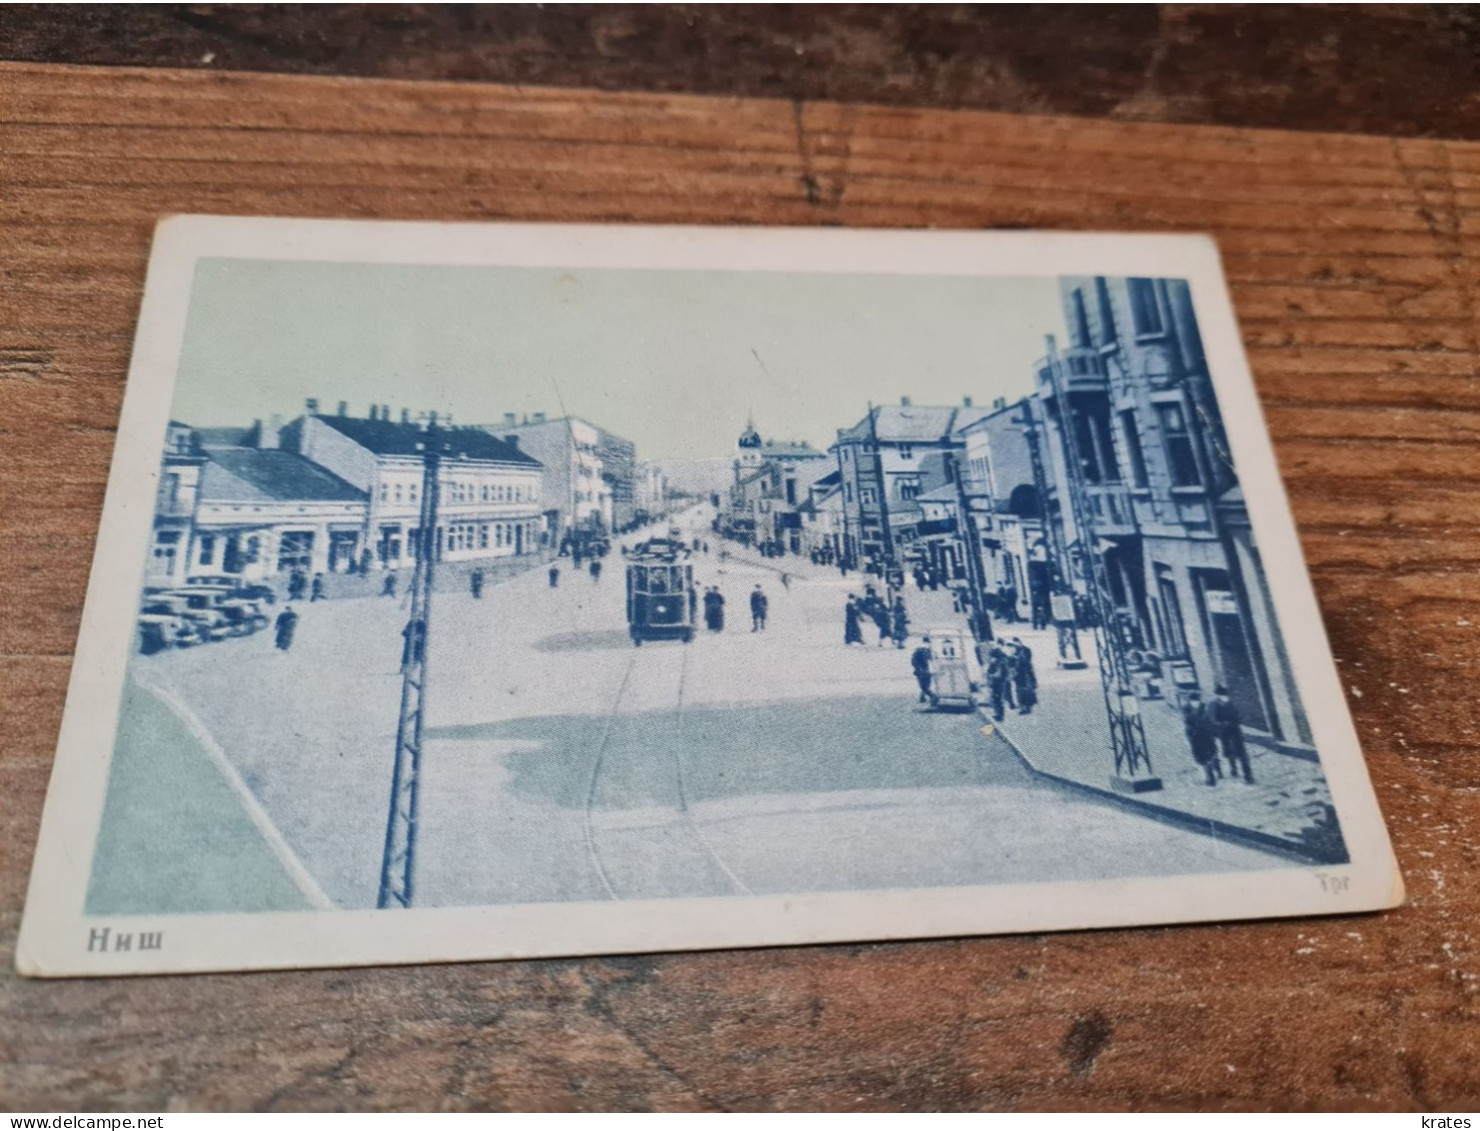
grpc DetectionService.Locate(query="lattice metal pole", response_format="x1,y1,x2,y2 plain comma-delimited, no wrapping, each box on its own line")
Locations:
377,419,444,909
1040,341,1160,792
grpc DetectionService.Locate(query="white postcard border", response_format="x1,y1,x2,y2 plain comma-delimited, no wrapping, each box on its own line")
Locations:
17,218,1403,977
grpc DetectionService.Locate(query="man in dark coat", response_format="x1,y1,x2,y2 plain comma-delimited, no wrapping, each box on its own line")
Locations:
381,572,397,598
1208,684,1254,783
589,558,602,583
311,573,326,602
548,565,560,588
401,617,425,671
288,568,307,602
1182,691,1221,786
1009,637,1037,715
844,596,864,645
890,597,909,649
750,585,768,631
703,586,725,632
911,636,934,704
870,599,891,647
986,644,1014,722
470,568,484,599
274,605,299,652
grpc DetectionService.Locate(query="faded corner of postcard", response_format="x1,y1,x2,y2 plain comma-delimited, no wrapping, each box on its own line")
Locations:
17,218,1401,976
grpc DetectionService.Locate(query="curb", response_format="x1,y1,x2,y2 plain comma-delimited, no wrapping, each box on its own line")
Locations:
977,707,1343,866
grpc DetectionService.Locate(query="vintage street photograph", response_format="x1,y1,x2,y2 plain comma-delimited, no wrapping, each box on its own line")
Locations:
19,221,1401,975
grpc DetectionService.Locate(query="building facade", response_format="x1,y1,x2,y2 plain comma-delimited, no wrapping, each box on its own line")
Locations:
492,414,612,546
832,399,990,573
719,421,831,552
283,405,545,570
1040,276,1311,752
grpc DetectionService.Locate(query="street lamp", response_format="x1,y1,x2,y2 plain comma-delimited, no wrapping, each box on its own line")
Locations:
1038,341,1161,794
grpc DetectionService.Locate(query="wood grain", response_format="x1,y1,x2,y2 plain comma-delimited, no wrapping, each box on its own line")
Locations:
2,61,1478,1112
8,5,1480,142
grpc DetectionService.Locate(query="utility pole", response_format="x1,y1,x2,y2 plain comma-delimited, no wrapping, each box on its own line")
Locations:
867,403,896,574
377,416,445,909
949,450,993,643
1040,339,1161,792
1014,396,1084,668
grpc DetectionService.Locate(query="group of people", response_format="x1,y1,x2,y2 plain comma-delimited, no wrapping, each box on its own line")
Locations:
1181,685,1254,786
697,583,769,632
983,637,1037,720
843,587,908,649
286,568,329,603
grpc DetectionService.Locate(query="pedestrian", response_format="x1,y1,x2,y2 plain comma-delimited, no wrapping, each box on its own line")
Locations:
590,558,602,583
844,596,864,645
548,565,560,589
358,548,372,576
1182,691,1221,786
704,586,726,632
1009,636,1037,715
1002,584,1018,623
891,596,909,649
401,617,425,670
273,605,299,652
470,568,484,599
1208,684,1254,783
381,572,397,598
288,568,307,602
871,599,891,647
750,584,768,631
986,644,1014,722
911,636,934,704
311,573,326,602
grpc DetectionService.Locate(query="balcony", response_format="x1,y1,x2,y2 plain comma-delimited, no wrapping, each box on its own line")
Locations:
1082,483,1136,535
1035,347,1108,398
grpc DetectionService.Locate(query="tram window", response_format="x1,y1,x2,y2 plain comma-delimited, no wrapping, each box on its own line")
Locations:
632,566,647,589
651,570,668,593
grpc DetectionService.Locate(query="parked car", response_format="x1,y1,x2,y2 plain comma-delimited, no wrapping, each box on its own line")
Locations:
144,592,233,642
137,603,203,654
164,588,267,638
183,575,277,605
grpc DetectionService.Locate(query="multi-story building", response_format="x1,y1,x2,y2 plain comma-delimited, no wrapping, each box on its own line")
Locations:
953,398,1078,624
796,470,844,561
593,427,638,531
720,421,831,552
491,414,612,545
1039,276,1311,753
147,419,370,584
832,399,990,572
283,402,544,569
631,461,668,529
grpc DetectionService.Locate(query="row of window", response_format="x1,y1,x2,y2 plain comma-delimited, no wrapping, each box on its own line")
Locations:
1069,277,1165,351
1073,400,1200,490
377,480,536,505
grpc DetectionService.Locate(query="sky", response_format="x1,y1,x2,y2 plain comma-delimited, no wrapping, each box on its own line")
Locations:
172,259,1067,463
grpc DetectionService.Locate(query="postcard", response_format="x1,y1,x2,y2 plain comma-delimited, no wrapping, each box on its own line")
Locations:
16,218,1402,976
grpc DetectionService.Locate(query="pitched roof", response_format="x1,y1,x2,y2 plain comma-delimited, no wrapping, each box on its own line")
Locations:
760,442,828,459
916,484,959,503
838,405,970,444
202,450,367,503
194,426,255,449
316,414,540,466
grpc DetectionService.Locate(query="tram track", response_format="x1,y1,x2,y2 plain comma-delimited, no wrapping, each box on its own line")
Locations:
581,639,751,901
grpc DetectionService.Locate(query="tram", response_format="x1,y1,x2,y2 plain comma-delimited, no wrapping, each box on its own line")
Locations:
624,536,696,645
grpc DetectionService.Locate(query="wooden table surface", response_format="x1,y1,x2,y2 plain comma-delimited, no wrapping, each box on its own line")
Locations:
3,58,1479,1111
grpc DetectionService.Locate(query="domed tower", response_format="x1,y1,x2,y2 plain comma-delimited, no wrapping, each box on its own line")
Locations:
735,416,763,479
